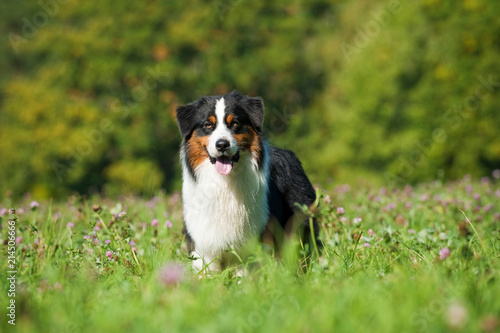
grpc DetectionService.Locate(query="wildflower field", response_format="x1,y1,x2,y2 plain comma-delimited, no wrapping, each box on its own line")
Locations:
1,174,500,333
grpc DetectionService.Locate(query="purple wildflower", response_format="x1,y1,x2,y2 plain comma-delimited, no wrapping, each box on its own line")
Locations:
439,247,450,260
129,241,136,246
403,185,413,195
66,222,75,228
368,229,376,237
165,220,173,228
405,201,412,209
30,201,39,209
336,184,351,193
8,208,15,214
84,235,90,240
323,195,331,204
105,240,111,244
494,212,500,221
473,193,481,201
151,219,159,227
420,194,429,202
481,177,490,185
158,262,185,286
87,249,94,255
493,169,500,179
54,282,63,292
408,229,416,235
16,236,22,244
466,185,473,194
146,196,159,209
387,203,396,210
496,190,500,197
340,216,348,223
336,207,345,215
169,192,181,205
363,242,370,248
118,211,126,218
446,302,468,329
94,226,101,231
0,208,7,216
484,204,494,212
353,217,362,224
106,251,113,260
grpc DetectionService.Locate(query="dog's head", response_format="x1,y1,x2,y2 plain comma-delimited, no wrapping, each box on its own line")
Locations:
176,90,265,175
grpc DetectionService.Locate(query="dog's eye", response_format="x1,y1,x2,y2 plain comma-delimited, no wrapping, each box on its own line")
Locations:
230,121,239,128
203,121,213,129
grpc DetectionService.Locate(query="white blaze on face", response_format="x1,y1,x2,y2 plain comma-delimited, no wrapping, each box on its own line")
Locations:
207,98,238,158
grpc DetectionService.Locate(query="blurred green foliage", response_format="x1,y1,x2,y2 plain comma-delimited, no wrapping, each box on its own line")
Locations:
0,0,499,198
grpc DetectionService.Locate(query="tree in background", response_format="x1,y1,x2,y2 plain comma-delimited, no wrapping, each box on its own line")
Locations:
0,0,331,198
277,0,500,186
0,0,498,199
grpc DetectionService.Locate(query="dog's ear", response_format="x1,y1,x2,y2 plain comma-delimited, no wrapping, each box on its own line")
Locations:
176,102,198,139
241,95,265,134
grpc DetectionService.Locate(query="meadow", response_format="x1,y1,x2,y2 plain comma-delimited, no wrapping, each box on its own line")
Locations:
1,174,500,333
2,1,500,332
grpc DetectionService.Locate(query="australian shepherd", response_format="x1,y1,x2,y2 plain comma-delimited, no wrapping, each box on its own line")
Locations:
176,90,319,272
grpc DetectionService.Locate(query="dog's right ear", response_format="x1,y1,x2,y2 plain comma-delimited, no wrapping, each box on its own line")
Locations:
176,102,198,139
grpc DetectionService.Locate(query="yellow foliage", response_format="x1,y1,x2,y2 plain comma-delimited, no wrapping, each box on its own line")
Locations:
434,65,455,81
463,0,484,11
104,159,164,195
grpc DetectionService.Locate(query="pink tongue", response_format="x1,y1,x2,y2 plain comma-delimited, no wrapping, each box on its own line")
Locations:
214,157,233,175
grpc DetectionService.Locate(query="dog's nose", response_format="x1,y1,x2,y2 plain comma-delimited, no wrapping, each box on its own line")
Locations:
216,139,230,152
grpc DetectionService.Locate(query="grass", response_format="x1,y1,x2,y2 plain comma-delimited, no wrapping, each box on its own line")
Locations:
1,176,500,333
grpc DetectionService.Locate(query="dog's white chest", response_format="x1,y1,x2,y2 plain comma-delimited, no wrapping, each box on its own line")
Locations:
182,153,269,259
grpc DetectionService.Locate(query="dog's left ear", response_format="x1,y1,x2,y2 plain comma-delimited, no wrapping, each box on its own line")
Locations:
176,102,198,139
242,96,265,133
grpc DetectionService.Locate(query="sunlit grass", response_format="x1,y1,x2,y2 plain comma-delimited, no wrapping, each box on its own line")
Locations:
1,176,500,332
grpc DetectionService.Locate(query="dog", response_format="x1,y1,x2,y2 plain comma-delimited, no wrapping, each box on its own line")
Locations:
176,90,319,272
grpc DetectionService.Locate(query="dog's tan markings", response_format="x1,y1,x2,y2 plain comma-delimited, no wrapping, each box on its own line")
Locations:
249,130,262,159
233,127,263,165
233,127,258,151
207,115,216,126
186,130,210,170
226,114,234,125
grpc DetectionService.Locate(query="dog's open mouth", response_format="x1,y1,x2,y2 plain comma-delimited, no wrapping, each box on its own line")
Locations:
209,151,240,175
